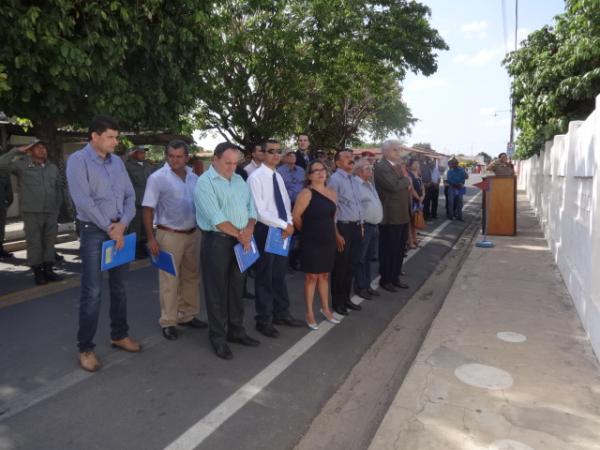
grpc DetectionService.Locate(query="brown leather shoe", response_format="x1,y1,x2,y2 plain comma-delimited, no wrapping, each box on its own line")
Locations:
79,351,101,372
111,336,142,352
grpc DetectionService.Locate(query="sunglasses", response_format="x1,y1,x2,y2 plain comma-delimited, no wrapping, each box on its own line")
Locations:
309,168,327,174
266,149,283,155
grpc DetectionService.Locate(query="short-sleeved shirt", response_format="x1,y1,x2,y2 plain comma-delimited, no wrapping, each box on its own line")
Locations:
194,165,256,231
142,164,198,230
357,179,383,225
328,170,363,222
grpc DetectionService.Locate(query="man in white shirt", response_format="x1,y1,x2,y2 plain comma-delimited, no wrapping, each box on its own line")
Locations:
243,142,265,177
248,139,304,338
142,140,207,341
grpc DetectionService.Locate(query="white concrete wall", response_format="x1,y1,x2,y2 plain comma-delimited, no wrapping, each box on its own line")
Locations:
517,94,600,360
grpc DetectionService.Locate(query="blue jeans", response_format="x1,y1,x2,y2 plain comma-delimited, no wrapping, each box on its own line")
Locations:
447,186,464,220
354,223,378,293
77,222,129,352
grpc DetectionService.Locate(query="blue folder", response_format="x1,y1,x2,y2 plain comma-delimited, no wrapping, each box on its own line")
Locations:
101,233,137,271
265,226,292,257
150,250,177,277
234,237,260,273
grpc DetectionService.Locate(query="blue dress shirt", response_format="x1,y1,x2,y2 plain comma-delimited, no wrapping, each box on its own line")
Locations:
276,164,304,204
66,144,136,232
328,169,363,222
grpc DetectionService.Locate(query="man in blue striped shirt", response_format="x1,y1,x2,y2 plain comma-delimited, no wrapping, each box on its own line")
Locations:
66,115,141,372
194,142,260,360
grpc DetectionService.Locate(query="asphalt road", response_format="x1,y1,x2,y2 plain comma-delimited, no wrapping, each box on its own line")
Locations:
0,188,481,450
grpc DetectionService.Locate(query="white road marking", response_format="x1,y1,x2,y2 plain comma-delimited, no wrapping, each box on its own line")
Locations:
454,363,514,390
165,192,482,449
489,439,535,450
496,331,527,343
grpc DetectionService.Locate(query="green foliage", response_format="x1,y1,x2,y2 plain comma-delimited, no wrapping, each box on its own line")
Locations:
193,0,446,149
413,142,433,150
476,151,492,164
0,0,211,157
503,0,600,159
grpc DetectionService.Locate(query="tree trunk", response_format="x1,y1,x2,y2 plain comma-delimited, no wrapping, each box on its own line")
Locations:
35,119,61,164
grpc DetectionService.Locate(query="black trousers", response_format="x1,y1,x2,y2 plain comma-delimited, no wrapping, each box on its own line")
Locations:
0,206,6,248
331,222,363,309
253,223,291,325
423,183,440,219
378,223,409,285
200,232,247,346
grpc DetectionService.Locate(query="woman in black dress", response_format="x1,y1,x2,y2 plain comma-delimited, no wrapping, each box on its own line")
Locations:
292,161,339,330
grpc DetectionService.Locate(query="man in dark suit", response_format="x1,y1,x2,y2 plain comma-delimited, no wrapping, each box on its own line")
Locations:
294,134,311,170
373,140,411,292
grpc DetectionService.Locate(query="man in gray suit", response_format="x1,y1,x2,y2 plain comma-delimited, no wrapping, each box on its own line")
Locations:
373,140,411,292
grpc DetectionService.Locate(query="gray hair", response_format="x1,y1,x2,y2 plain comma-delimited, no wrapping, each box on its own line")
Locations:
381,139,402,152
353,157,373,175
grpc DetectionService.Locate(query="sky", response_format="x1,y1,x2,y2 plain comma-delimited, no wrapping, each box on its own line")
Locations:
402,0,566,157
196,0,567,157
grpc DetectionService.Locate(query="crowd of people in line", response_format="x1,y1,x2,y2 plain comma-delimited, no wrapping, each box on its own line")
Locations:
0,115,482,372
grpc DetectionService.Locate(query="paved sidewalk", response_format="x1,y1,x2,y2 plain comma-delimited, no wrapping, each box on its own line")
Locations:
369,193,600,450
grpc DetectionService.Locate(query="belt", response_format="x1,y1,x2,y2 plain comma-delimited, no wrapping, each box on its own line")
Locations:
337,220,363,226
157,224,197,234
203,230,233,239
110,218,120,223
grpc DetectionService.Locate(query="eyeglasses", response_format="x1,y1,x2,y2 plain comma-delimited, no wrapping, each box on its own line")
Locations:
266,149,282,155
309,168,327,174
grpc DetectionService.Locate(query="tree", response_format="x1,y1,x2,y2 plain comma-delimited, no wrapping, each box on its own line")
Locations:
192,0,447,150
297,0,447,149
413,142,433,150
503,0,600,158
193,0,308,149
476,151,492,164
0,1,211,160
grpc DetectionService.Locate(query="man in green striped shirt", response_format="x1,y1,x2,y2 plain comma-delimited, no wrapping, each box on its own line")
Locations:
194,142,260,360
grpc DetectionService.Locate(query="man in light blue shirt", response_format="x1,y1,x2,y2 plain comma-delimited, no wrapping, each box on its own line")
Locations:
327,149,364,315
66,115,140,372
277,149,304,204
194,142,260,360
143,140,207,342
353,159,383,300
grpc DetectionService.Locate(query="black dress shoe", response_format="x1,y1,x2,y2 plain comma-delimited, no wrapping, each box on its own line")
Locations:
393,281,409,289
162,326,178,340
54,252,65,262
0,249,13,259
367,287,380,297
256,323,280,338
380,282,398,293
356,289,373,300
227,335,260,347
334,307,349,316
243,291,255,299
272,316,305,327
213,343,233,360
180,318,208,329
345,301,362,311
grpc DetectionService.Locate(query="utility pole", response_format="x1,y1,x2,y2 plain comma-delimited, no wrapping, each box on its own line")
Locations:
508,0,518,158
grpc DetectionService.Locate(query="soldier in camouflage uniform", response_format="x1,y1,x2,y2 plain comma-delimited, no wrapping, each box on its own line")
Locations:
0,140,63,284
124,145,154,259
0,168,13,258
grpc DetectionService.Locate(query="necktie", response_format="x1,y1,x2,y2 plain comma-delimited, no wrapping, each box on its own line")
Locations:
273,172,287,221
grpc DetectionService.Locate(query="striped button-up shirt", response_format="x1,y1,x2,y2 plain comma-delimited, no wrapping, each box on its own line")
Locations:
66,144,135,231
194,165,257,231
